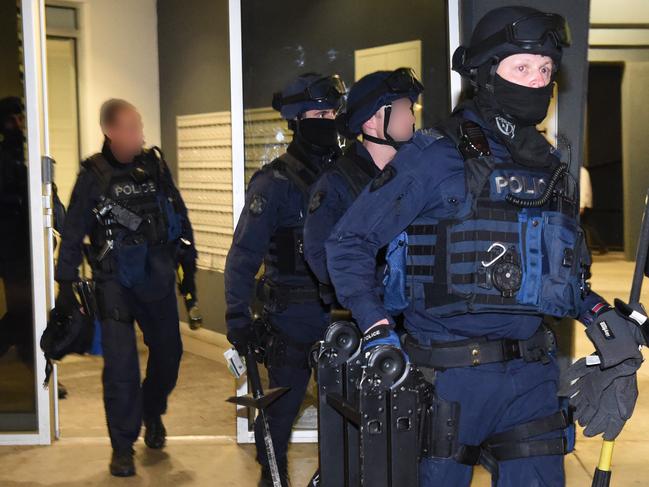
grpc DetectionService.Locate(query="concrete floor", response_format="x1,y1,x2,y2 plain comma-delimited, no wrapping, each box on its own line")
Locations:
1,253,649,486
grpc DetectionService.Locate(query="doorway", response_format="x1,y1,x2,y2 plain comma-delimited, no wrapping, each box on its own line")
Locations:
45,3,81,207
0,0,55,445
586,62,624,251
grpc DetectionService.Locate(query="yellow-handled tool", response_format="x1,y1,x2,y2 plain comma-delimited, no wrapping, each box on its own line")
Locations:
591,189,649,486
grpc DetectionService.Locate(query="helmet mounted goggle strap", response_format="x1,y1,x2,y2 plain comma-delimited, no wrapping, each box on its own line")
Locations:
476,13,570,57
272,74,346,114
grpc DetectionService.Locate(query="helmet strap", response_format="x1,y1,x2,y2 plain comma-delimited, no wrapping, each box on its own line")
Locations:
361,104,406,150
486,58,500,93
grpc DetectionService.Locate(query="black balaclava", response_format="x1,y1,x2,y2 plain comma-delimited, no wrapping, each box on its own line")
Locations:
296,118,339,149
453,6,569,168
475,64,557,168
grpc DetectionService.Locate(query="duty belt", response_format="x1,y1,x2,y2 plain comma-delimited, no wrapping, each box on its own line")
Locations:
257,278,320,306
403,325,556,369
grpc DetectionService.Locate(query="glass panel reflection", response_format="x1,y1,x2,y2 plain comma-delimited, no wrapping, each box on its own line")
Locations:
0,0,37,432
237,0,450,445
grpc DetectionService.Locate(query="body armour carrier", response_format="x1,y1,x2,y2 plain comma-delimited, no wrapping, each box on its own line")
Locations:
83,147,182,284
331,146,379,199
263,151,319,279
403,119,588,318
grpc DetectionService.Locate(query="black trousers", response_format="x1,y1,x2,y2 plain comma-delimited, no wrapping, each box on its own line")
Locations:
96,279,182,451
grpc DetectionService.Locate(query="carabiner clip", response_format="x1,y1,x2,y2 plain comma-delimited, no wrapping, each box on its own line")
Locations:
481,242,507,268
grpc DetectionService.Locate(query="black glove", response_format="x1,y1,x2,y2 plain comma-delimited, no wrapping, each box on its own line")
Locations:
227,326,256,356
55,281,77,318
614,299,649,344
559,356,640,440
362,324,402,352
178,272,196,298
586,306,645,369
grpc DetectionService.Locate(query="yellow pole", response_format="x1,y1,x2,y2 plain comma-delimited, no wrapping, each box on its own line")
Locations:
597,440,614,472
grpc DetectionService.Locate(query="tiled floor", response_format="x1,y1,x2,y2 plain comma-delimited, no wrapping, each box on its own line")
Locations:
1,253,648,486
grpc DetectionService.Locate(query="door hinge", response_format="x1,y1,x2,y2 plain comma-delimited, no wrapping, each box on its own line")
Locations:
41,155,55,185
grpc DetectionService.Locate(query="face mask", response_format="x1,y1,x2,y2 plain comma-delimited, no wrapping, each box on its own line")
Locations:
492,74,554,126
297,118,339,148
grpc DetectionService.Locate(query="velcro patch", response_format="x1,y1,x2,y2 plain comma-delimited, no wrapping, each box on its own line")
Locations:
309,191,326,214
249,194,267,216
370,165,396,192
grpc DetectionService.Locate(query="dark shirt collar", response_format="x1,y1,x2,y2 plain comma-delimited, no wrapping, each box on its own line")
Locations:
102,140,140,167
452,101,511,160
349,140,381,177
287,135,339,174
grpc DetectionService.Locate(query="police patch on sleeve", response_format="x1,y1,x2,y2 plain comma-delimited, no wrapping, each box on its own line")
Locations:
370,165,396,192
248,194,267,216
308,191,326,214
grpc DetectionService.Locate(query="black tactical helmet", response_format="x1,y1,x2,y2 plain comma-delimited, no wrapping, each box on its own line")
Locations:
453,6,570,78
40,281,96,385
271,73,346,121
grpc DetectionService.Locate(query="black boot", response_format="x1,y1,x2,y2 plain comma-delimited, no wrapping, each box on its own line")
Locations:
258,464,291,487
110,448,135,477
144,415,166,449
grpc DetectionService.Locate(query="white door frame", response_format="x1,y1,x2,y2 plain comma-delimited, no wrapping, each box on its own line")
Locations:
227,0,318,444
447,0,462,109
227,0,463,446
0,0,54,446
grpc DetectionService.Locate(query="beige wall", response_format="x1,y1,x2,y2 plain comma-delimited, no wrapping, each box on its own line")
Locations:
63,0,161,159
591,0,649,23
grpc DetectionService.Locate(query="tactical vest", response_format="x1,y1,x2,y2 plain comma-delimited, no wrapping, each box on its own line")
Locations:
263,151,319,280
331,145,379,199
402,120,586,318
84,147,181,254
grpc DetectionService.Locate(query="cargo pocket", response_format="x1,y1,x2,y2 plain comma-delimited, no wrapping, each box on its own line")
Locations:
115,235,148,288
540,211,579,317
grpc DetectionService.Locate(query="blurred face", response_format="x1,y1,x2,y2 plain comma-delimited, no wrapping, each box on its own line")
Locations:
104,107,144,158
496,53,554,88
373,97,415,141
10,113,24,132
301,108,336,120
2,113,24,134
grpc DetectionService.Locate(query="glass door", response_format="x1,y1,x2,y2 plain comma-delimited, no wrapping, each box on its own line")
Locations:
0,0,54,445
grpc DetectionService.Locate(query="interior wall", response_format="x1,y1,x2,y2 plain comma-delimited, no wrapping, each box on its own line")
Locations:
590,0,649,24
621,62,649,259
157,0,231,173
62,0,161,160
157,0,231,332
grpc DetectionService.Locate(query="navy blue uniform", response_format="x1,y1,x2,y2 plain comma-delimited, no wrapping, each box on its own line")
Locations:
56,143,191,452
326,108,601,486
224,139,335,469
303,141,378,291
0,132,31,361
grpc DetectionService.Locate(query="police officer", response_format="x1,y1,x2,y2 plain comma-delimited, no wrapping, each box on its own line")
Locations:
303,69,423,301
224,73,345,487
55,99,195,477
0,97,30,362
325,7,645,486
